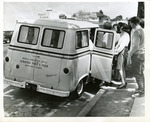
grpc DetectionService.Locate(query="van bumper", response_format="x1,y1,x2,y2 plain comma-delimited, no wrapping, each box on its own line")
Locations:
4,78,70,97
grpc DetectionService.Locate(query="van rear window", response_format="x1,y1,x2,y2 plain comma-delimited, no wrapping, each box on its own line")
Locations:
76,30,89,49
18,26,40,45
42,29,65,49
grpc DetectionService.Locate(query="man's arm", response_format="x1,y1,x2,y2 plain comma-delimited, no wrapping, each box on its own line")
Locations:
128,31,140,56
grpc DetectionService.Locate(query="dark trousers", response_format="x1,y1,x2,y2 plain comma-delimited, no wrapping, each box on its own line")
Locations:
130,54,145,94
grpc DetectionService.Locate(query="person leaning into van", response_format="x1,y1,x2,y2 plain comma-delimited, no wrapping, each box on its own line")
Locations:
112,24,121,44
127,16,145,97
112,24,130,88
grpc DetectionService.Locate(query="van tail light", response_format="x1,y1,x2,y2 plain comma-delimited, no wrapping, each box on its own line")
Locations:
5,57,9,62
16,64,19,69
63,68,69,74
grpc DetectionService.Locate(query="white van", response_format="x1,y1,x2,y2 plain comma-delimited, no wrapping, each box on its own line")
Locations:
4,19,99,98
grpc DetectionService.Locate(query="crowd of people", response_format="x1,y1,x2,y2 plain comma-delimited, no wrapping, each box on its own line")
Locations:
103,16,145,97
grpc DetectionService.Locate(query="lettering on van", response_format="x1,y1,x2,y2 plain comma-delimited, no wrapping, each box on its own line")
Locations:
20,57,48,69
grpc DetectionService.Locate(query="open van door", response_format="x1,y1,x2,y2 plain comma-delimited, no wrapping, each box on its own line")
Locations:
91,29,116,82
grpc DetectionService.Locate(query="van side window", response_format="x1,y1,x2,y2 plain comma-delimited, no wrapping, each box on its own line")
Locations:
76,30,89,49
42,29,65,49
18,26,39,45
95,31,114,49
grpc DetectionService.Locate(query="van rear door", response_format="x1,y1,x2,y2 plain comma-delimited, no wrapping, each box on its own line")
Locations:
33,28,65,88
91,29,116,82
8,25,40,81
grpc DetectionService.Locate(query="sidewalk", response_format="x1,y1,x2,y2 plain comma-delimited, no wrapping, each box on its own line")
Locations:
125,78,145,116
130,96,145,116
126,79,145,117
76,78,145,117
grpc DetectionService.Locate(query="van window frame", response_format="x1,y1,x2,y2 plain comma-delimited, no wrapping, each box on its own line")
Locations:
75,30,89,49
17,25,40,45
41,28,66,49
95,31,114,50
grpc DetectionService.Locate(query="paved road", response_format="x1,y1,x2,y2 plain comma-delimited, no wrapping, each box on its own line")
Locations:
3,78,139,117
85,78,145,117
3,82,99,117
87,89,134,117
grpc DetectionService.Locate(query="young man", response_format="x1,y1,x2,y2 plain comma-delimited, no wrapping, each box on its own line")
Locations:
127,16,145,97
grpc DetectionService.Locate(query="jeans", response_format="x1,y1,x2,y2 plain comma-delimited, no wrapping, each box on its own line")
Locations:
130,54,145,94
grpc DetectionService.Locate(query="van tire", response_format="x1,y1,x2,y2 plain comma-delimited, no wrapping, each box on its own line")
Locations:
70,80,84,99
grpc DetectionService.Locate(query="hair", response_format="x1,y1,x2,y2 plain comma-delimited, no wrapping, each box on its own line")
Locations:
112,24,118,28
112,24,120,33
121,24,130,33
115,22,126,33
118,22,125,27
140,19,144,28
129,16,140,25
103,22,112,30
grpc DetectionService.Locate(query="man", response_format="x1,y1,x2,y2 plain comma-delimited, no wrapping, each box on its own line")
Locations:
127,16,145,97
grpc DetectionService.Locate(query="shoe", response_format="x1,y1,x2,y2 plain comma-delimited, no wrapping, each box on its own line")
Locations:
111,80,122,85
132,92,144,97
117,83,127,89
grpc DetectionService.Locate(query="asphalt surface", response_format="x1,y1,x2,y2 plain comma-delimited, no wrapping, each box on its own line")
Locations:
3,77,144,117
86,89,134,117
3,84,97,117
78,78,145,117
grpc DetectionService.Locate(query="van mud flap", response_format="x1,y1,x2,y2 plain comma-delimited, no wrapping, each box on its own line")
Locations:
25,83,37,91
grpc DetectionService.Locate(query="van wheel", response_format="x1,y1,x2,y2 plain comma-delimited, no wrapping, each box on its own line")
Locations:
70,80,84,99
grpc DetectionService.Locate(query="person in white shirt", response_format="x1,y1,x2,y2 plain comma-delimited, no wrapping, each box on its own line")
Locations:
112,24,130,88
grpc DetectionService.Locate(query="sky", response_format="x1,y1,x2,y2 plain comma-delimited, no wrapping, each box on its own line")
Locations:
3,2,138,30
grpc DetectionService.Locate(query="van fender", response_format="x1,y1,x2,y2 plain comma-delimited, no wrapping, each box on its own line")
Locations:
76,73,89,88
69,73,89,98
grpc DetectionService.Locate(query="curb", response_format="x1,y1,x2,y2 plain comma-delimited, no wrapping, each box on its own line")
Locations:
76,89,105,117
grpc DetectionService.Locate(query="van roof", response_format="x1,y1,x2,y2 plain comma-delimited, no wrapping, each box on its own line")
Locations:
17,19,99,29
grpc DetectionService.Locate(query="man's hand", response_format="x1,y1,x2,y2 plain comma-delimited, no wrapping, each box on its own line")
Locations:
127,54,132,65
114,49,118,55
